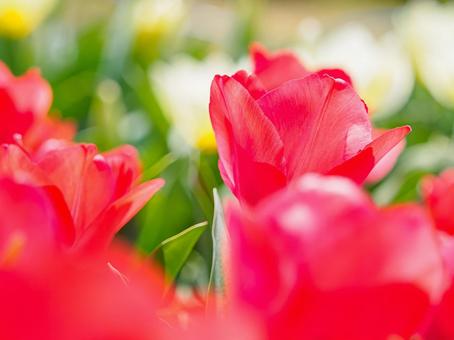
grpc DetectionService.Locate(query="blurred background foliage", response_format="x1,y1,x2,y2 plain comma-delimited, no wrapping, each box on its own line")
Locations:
1,0,453,289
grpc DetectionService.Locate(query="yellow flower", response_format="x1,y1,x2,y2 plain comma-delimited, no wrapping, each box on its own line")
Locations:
0,0,57,38
396,0,454,109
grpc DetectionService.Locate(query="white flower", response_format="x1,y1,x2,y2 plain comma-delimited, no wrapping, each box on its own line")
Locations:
298,22,414,118
395,0,454,109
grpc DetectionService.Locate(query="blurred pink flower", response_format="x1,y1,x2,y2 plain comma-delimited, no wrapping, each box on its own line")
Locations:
226,174,444,339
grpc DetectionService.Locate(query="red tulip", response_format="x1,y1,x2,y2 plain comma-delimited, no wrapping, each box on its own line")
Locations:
0,237,172,339
250,43,407,185
421,173,454,338
210,46,410,205
422,169,454,235
0,62,75,150
226,174,445,339
0,176,171,339
0,143,164,253
0,175,264,340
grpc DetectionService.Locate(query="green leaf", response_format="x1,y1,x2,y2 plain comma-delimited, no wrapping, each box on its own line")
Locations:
207,189,229,311
153,221,208,282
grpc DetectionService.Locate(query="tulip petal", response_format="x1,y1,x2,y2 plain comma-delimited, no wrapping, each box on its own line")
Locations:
36,144,115,235
0,178,64,264
102,145,142,199
0,62,52,119
0,89,34,143
316,68,353,86
10,68,52,119
250,43,309,90
328,126,411,184
257,73,372,179
422,169,454,235
77,178,165,253
210,75,286,205
231,70,267,99
23,117,77,153
365,129,406,183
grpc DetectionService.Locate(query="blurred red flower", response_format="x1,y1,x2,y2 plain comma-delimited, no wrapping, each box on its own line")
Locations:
0,175,176,339
419,170,454,338
226,174,445,340
425,235,454,339
0,62,75,151
209,44,410,206
0,175,263,340
0,143,164,253
422,169,454,235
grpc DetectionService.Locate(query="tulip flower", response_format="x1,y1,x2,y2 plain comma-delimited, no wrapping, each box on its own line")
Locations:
210,45,410,205
0,0,56,38
422,169,454,235
0,62,75,151
0,175,261,339
0,143,164,253
0,224,172,339
226,174,445,340
421,171,454,337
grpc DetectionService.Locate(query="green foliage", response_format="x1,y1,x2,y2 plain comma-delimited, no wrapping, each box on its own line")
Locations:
152,221,208,282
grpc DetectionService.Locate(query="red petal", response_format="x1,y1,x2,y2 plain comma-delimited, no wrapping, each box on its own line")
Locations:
328,126,411,184
210,75,285,205
257,73,372,179
366,128,406,183
316,68,353,86
9,68,52,119
0,178,62,264
76,179,165,253
250,43,309,90
0,144,48,184
422,169,454,235
23,117,76,153
102,144,142,199
231,70,266,99
0,89,34,143
36,144,115,236
0,62,53,144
